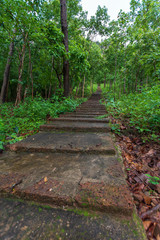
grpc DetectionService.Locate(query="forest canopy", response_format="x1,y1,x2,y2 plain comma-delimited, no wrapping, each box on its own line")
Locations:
0,0,160,144
0,0,159,103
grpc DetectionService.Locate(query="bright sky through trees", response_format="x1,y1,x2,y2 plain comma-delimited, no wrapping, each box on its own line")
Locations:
81,0,131,20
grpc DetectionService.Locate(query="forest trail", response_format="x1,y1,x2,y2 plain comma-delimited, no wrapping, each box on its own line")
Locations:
0,89,146,239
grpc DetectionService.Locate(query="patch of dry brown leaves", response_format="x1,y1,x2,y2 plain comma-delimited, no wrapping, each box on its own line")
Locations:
111,117,160,240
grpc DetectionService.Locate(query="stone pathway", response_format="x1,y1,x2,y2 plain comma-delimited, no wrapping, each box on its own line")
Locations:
0,89,146,239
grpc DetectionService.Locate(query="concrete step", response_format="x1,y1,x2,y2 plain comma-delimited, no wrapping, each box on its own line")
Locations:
48,117,109,123
0,197,146,240
75,110,106,114
75,108,106,112
61,112,106,116
59,114,106,118
8,132,116,155
77,109,106,112
0,152,133,215
77,106,106,110
40,121,110,133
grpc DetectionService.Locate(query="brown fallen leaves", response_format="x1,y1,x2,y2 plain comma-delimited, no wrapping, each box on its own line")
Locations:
111,118,160,240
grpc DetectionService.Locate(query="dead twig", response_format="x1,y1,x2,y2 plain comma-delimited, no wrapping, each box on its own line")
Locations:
141,204,160,220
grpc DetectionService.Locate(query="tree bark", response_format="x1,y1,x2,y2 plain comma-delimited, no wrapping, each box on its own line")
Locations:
0,41,14,103
114,55,117,101
104,74,106,88
15,33,28,106
60,0,69,97
90,79,93,94
28,43,34,100
82,75,85,98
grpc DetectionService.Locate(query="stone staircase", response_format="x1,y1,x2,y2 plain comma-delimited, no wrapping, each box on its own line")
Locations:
0,89,146,239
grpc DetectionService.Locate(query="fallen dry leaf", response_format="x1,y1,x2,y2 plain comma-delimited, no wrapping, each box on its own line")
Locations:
44,177,48,183
133,193,143,202
153,224,160,240
143,221,152,231
143,195,152,205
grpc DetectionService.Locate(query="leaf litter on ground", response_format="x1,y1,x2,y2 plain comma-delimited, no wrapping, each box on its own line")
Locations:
110,116,160,240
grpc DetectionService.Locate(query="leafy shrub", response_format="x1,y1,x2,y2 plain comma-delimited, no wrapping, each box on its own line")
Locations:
102,85,160,141
0,96,86,149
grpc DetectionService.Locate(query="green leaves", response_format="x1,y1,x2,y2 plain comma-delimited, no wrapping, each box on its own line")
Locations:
146,174,160,185
0,96,86,149
103,84,160,141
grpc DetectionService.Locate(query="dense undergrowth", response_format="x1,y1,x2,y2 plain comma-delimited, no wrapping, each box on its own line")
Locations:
0,96,86,149
101,84,160,142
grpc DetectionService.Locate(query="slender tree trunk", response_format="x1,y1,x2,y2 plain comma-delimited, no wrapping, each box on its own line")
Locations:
23,87,28,100
82,75,85,98
15,33,28,106
146,75,149,87
110,79,112,91
48,56,54,99
28,43,34,99
135,72,138,92
104,74,106,88
15,45,26,105
123,50,126,93
24,62,30,101
90,79,93,94
0,41,14,103
48,84,52,99
75,84,79,97
123,77,126,94
60,0,69,97
45,86,47,99
114,55,117,101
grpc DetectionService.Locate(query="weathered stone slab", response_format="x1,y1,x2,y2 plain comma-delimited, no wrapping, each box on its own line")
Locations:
0,152,133,215
75,110,106,114
0,197,147,240
61,112,106,116
59,114,105,118
76,107,106,110
49,117,109,123
7,132,116,154
40,121,110,132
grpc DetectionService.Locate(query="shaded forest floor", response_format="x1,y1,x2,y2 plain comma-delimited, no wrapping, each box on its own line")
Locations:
109,115,160,240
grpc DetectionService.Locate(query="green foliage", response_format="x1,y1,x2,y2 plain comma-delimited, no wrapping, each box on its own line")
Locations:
110,123,121,134
0,96,86,149
146,174,160,185
102,85,160,141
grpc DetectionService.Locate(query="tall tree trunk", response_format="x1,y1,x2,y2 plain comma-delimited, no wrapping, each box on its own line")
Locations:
0,41,14,103
45,86,47,99
104,74,106,88
123,48,127,94
82,75,85,98
48,84,52,99
15,33,28,106
114,55,117,101
60,0,69,97
28,43,34,100
146,75,149,87
110,79,112,91
90,79,92,94
76,82,81,97
48,56,54,99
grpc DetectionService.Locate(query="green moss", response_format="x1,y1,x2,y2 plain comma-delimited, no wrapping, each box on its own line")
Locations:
67,208,97,218
61,228,65,233
38,207,42,212
132,211,147,239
